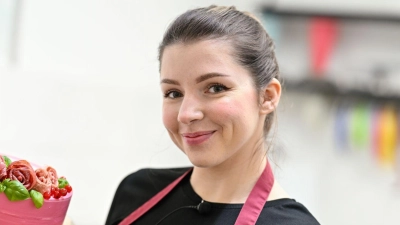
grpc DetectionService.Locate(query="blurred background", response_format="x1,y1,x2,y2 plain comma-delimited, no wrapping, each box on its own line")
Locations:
1,0,400,224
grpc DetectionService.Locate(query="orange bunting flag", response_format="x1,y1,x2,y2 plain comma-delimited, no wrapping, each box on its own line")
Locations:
376,105,398,168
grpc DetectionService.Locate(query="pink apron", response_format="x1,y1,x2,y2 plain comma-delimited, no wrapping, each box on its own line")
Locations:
119,162,274,225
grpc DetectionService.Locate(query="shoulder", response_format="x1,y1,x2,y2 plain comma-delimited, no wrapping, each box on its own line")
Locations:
106,167,191,225
115,167,191,208
259,199,320,225
119,167,191,191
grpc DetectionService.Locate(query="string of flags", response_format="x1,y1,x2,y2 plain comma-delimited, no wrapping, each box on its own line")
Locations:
263,13,400,180
334,100,399,170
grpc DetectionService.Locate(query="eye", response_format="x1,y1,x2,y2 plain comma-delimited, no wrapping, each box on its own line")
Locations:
207,83,229,93
164,90,183,99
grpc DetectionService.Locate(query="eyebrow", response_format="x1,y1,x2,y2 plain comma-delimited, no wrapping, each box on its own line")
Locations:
160,73,228,85
160,78,179,85
196,73,228,83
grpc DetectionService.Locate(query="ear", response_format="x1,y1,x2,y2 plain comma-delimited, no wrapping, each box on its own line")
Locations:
259,78,281,115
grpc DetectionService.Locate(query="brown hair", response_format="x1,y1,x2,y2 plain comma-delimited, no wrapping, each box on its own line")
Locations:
158,5,280,136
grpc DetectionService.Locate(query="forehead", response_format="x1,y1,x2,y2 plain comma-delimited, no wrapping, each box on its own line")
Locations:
160,39,240,78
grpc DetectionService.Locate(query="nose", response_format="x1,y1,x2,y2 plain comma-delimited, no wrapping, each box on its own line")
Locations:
177,94,204,124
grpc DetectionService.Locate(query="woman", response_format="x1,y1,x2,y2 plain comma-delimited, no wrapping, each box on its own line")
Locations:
106,5,319,225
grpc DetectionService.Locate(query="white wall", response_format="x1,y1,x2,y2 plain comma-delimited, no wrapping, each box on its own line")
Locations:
0,1,265,224
1,1,400,224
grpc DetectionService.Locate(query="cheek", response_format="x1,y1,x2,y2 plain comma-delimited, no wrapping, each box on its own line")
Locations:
213,93,259,129
162,104,178,131
212,98,248,125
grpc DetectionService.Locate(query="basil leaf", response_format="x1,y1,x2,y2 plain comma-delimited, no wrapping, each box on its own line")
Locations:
3,179,30,201
30,190,44,209
58,178,69,188
2,156,12,167
0,182,5,193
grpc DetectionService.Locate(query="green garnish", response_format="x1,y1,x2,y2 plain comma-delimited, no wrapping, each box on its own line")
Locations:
0,182,5,193
2,179,30,201
30,190,44,209
2,155,12,167
58,178,69,188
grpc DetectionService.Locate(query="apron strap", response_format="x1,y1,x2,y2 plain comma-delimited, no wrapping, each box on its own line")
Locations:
118,168,193,225
119,162,274,225
234,162,274,225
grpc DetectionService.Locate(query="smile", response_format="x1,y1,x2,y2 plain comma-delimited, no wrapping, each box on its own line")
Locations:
182,131,215,145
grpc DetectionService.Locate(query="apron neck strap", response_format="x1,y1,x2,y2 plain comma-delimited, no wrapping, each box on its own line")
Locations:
234,161,274,224
119,161,274,225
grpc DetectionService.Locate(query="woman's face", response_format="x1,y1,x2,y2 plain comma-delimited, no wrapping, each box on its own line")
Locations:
160,39,266,169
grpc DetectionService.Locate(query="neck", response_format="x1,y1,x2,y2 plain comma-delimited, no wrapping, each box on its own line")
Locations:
190,148,268,204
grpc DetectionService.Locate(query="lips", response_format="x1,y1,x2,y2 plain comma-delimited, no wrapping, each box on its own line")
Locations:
182,131,215,145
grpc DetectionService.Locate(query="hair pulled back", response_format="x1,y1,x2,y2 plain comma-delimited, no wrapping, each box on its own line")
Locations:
159,5,280,136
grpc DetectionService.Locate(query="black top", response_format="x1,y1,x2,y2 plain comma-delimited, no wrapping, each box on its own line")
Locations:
106,168,320,225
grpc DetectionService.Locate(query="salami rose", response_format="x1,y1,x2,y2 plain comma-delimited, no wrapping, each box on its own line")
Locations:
45,166,58,188
6,160,37,190
0,156,6,181
32,167,52,194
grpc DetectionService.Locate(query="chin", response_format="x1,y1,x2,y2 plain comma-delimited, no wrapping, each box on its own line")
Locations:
187,156,221,169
